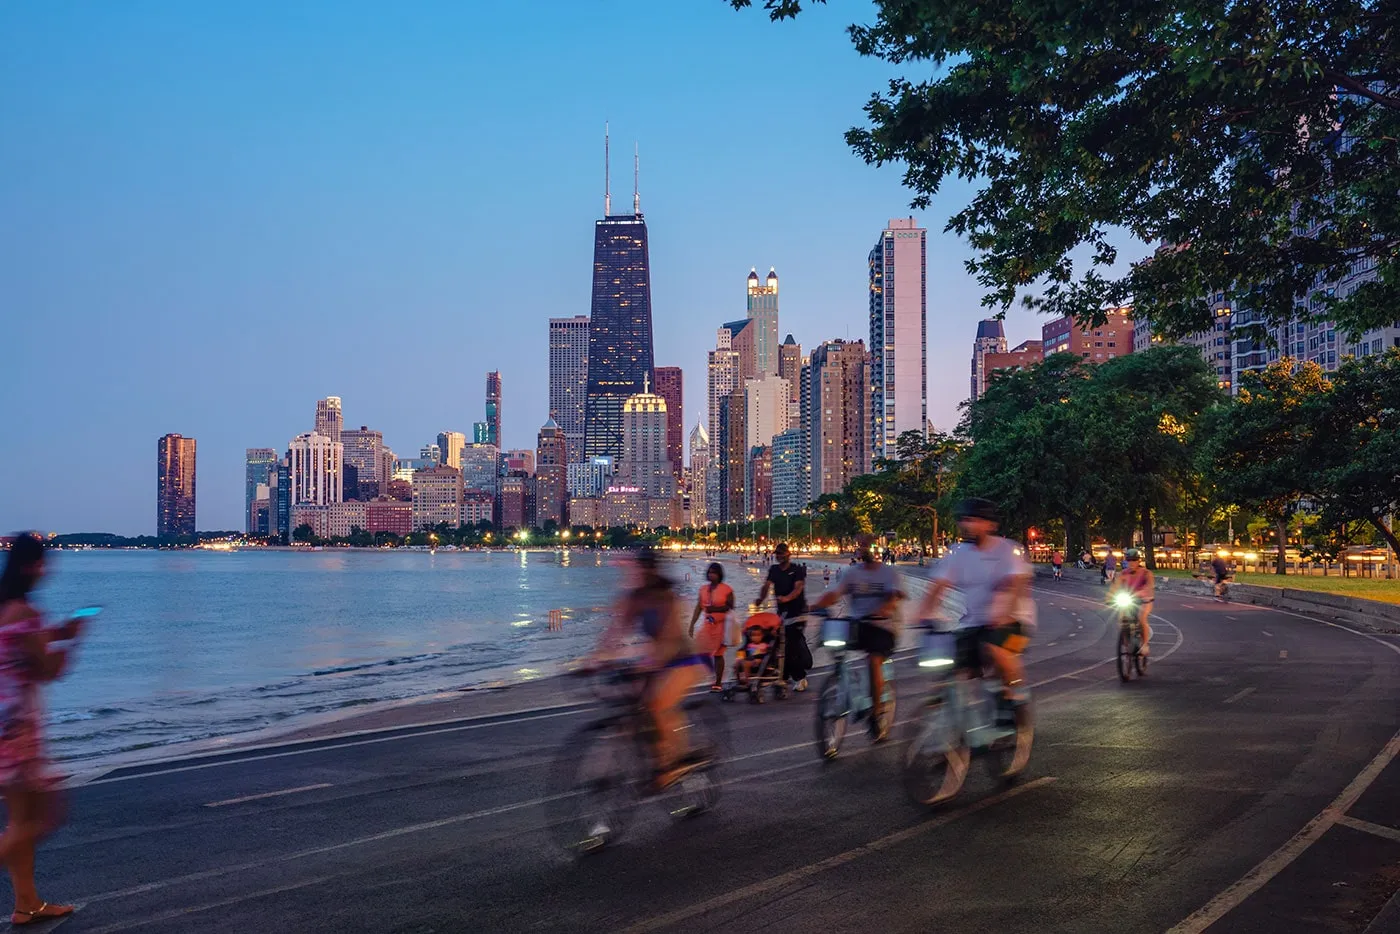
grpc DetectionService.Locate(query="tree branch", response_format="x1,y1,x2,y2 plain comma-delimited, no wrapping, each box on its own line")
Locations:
1326,73,1400,111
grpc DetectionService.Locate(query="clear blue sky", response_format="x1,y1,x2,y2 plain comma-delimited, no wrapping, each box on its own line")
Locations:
2,0,1059,535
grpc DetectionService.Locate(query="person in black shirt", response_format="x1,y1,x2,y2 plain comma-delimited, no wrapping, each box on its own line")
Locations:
757,543,812,690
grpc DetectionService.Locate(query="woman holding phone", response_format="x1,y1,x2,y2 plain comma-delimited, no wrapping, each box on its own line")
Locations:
0,533,87,925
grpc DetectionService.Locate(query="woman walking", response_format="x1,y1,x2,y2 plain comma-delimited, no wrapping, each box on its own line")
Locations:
0,534,83,925
688,563,734,692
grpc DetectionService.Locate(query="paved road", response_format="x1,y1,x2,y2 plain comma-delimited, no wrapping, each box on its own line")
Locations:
28,580,1400,933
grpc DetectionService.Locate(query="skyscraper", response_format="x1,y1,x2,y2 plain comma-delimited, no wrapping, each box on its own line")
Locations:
276,456,292,542
584,128,653,460
549,315,590,461
341,426,384,498
744,376,791,452
289,432,344,506
970,318,1009,402
689,421,710,524
653,365,683,480
619,379,675,499
724,387,748,522
314,397,343,444
778,334,802,418
809,340,870,496
437,431,466,470
157,434,197,537
485,372,502,448
770,427,805,517
869,218,928,460
707,328,741,451
746,267,780,376
535,417,568,528
244,448,277,534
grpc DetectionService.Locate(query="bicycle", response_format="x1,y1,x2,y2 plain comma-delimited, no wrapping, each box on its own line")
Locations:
1113,592,1148,681
901,627,1033,806
545,664,729,855
813,615,896,760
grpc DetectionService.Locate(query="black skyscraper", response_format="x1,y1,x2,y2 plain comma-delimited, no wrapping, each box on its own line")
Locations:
584,132,654,460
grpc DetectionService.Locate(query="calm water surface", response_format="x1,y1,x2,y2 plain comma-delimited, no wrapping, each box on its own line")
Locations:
32,549,749,763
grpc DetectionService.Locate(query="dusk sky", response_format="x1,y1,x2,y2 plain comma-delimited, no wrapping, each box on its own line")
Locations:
3,1,1104,535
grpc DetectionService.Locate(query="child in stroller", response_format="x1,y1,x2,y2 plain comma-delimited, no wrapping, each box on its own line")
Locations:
723,611,786,704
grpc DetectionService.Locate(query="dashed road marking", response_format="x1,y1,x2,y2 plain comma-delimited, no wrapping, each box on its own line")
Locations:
1336,814,1400,845
1223,688,1255,705
205,784,332,808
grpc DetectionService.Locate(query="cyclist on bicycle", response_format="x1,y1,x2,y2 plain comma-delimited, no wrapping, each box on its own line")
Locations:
811,534,905,741
591,547,710,789
914,498,1034,717
1211,553,1231,601
1110,548,1154,657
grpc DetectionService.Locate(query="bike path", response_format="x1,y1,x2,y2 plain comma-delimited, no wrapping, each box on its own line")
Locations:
22,583,1400,932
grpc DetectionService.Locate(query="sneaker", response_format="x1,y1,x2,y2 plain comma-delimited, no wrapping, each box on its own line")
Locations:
796,678,808,693
709,684,723,693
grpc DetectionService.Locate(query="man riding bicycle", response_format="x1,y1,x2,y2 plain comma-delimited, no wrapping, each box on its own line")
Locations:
811,534,905,741
1210,553,1232,601
1111,548,1154,657
914,499,1034,742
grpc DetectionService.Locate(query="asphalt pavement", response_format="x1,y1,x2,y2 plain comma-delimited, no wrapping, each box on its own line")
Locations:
21,578,1400,933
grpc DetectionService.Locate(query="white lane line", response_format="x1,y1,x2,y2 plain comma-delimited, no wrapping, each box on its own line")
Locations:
1166,729,1400,933
1261,630,1274,637
1223,688,1255,705
204,783,332,808
617,777,1057,934
1335,814,1400,845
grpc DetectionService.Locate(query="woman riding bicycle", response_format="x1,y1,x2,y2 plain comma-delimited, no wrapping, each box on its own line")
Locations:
1110,548,1154,657
592,547,711,789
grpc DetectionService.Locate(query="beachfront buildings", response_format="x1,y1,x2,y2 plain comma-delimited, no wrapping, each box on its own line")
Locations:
289,432,344,507
548,315,589,461
244,448,277,535
869,218,927,460
412,465,464,531
747,268,780,376
567,456,614,498
341,427,384,499
808,340,870,496
618,380,675,500
653,365,683,481
157,433,197,537
535,417,568,528
688,422,709,524
314,396,343,443
770,427,804,518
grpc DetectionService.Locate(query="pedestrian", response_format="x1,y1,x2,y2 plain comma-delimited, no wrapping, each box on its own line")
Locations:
688,562,734,692
757,543,812,690
0,534,84,926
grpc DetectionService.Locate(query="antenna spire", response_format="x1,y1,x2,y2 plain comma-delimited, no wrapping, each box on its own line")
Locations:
604,122,611,217
633,142,640,215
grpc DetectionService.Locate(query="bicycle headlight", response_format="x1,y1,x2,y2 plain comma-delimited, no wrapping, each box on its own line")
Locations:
918,657,954,669
1113,592,1136,609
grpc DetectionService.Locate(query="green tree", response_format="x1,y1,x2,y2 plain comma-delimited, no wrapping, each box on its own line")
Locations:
733,0,1400,340
1212,360,1331,573
292,523,316,545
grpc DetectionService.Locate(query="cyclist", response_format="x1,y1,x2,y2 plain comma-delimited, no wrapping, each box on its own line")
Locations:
592,547,709,789
1211,552,1232,601
1051,550,1064,581
811,534,905,741
914,498,1034,748
1111,548,1154,657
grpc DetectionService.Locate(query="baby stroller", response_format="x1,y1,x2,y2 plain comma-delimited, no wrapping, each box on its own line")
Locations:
722,610,788,704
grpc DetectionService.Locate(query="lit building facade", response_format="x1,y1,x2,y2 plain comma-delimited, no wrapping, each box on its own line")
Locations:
584,209,654,460
314,397,343,443
1041,306,1135,364
869,218,927,460
460,444,500,496
436,431,466,470
983,340,1046,389
157,433,197,537
568,456,614,498
749,445,772,520
341,427,384,498
245,448,277,534
970,319,1009,402
809,340,869,496
770,427,805,517
688,421,709,524
778,335,802,420
618,382,675,499
746,268,780,376
653,365,683,480
365,498,413,537
535,417,569,528
290,432,344,506
707,329,741,453
412,466,463,531
485,372,502,448
549,315,590,461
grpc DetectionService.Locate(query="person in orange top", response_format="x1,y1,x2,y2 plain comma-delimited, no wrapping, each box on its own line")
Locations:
688,563,734,692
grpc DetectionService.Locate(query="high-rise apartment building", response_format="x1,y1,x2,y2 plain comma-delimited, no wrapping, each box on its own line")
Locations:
504,449,535,475
770,427,805,517
723,388,748,521
744,376,791,452
619,381,675,499
568,457,614,498
584,135,653,460
460,444,500,497
970,319,1009,402
437,431,466,470
746,268,780,376
983,340,1046,390
314,397,343,443
473,422,489,444
412,466,463,531
1041,306,1135,365
535,417,569,528
548,315,590,460
289,432,344,506
276,457,292,542
689,421,709,524
809,340,870,496
485,372,502,448
749,445,772,520
869,218,928,460
341,427,384,499
653,366,683,480
244,448,277,534
778,335,802,419
707,328,742,450
157,433,197,537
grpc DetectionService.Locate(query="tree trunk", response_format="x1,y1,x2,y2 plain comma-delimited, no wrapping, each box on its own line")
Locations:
1366,515,1400,564
1275,518,1288,575
1140,502,1156,570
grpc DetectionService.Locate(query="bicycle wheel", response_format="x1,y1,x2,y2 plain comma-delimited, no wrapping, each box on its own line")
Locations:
545,719,643,856
664,698,730,818
902,699,966,806
814,673,848,760
985,703,1033,784
1117,628,1133,681
1134,645,1149,676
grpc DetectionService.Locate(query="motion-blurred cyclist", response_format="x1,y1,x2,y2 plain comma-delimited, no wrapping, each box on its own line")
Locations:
1210,553,1232,601
1111,548,1154,657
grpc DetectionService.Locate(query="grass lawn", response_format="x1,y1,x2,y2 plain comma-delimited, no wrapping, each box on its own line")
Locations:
1155,568,1400,606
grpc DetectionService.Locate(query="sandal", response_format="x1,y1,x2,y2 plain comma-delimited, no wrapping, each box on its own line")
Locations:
13,903,75,925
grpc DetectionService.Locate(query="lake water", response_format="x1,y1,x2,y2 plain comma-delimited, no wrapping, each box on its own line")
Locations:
31,549,750,765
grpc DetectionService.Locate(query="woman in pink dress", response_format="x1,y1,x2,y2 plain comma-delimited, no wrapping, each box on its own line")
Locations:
0,534,83,925
687,563,734,692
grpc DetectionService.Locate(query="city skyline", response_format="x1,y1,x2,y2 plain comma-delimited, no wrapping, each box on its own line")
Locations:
5,1,1062,534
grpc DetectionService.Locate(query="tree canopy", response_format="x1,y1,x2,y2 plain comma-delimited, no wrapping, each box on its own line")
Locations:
732,0,1400,340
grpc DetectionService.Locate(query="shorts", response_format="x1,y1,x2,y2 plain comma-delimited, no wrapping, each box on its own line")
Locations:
852,620,896,658
954,623,1030,671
